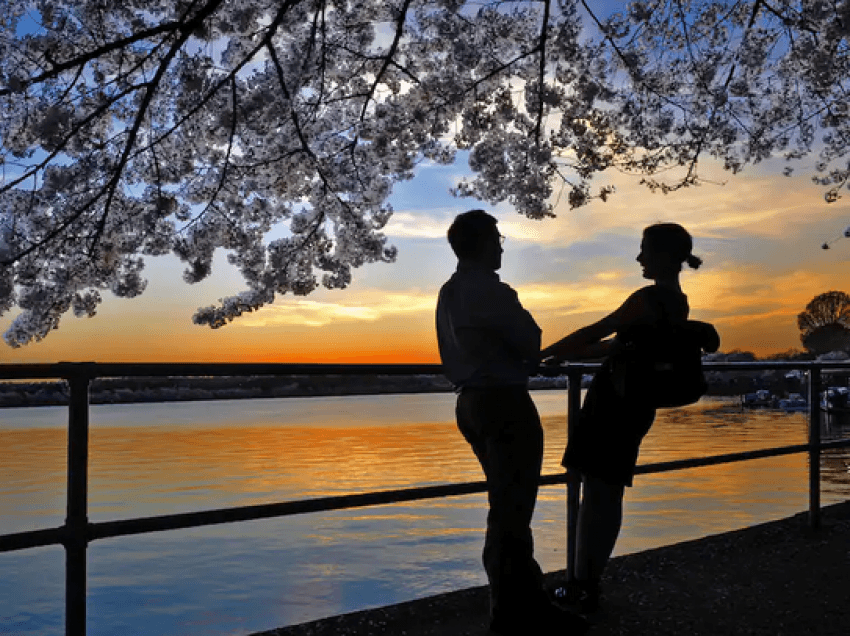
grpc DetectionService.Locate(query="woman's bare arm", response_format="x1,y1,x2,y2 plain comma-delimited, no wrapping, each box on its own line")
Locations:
540,290,652,362
540,319,617,361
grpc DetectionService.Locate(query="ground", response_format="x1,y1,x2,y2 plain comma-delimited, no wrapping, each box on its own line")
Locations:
252,500,850,636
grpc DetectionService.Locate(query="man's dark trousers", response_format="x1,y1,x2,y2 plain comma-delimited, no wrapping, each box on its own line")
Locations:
455,385,549,624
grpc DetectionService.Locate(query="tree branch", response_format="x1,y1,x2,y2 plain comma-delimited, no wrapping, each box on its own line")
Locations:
723,0,764,90
133,0,300,158
0,20,183,97
181,76,241,234
534,0,551,145
86,0,226,254
0,81,144,198
359,0,413,121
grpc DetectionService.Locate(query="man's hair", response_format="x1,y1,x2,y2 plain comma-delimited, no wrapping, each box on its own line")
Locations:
447,209,498,259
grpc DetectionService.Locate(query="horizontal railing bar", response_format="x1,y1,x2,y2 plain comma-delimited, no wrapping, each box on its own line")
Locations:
90,362,445,378
705,360,850,371
551,439,850,481
0,526,66,553
89,479,488,540
89,439,850,541
88,441,850,539
5,359,850,382
0,362,445,381
556,360,850,372
5,439,850,551
636,438,850,476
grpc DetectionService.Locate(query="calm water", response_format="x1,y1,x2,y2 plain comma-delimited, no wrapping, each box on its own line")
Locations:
2,391,850,636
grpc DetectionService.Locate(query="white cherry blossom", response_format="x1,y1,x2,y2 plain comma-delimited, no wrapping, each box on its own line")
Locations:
1,0,847,345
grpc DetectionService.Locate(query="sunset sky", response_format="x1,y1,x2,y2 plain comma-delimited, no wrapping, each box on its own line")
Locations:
2,151,849,364
4,1,848,365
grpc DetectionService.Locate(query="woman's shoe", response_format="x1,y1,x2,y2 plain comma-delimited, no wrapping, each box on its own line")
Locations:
553,578,601,615
577,579,600,614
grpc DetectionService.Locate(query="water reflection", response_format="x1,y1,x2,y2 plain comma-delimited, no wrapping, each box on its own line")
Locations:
2,394,849,533
2,393,850,636
0,429,66,533
820,411,850,492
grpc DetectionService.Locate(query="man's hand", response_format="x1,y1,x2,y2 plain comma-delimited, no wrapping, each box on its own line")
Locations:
535,356,565,377
565,469,581,484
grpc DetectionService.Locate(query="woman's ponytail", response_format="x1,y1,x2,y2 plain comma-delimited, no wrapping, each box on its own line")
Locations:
685,254,703,270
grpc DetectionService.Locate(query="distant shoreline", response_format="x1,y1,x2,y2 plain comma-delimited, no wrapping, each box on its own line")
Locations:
0,374,571,409
0,362,826,409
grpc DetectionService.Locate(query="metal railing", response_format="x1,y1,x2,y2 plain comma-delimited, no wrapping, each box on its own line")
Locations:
2,360,850,636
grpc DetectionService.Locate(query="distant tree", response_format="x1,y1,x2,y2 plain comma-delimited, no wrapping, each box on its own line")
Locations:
762,348,813,361
802,325,850,355
797,291,850,354
725,349,757,362
2,1,850,346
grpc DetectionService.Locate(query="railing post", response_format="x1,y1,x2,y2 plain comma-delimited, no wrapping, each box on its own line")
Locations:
565,366,583,581
807,365,822,530
65,365,92,636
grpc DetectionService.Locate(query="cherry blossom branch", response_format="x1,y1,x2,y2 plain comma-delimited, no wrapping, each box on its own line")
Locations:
264,27,365,230
579,0,703,126
359,0,413,122
0,21,183,97
86,0,224,255
2,0,227,265
534,0,551,145
0,81,145,198
2,0,849,345
722,0,764,90
133,0,300,158
180,76,241,235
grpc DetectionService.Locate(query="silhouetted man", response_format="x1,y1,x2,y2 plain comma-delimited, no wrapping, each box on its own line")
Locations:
435,209,587,636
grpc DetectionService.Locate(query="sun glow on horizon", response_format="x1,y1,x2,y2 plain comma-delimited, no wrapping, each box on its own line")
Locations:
2,159,849,364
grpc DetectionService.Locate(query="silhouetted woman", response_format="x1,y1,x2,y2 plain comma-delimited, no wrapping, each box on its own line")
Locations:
541,222,719,613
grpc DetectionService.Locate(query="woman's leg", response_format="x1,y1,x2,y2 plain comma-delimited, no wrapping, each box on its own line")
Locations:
574,473,625,583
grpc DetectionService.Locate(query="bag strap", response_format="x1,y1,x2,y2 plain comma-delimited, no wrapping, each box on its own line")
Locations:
643,285,670,326
647,285,688,327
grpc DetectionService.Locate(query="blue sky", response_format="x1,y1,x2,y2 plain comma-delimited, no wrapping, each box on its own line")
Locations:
3,1,850,363
3,146,849,363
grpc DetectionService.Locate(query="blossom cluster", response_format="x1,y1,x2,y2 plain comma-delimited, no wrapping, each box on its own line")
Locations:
0,0,847,345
